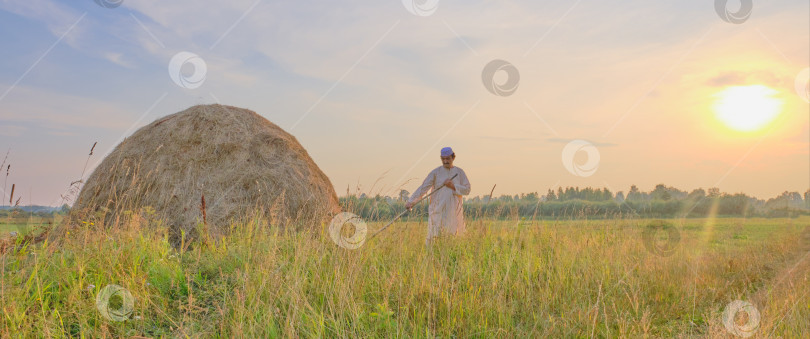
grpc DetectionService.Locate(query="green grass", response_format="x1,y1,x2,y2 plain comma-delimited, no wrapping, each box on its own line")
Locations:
1,216,809,337
0,216,59,236
0,224,26,234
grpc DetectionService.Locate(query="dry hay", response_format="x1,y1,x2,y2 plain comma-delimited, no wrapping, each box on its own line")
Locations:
69,104,340,245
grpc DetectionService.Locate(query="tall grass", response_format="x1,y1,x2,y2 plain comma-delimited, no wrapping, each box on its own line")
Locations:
1,215,809,337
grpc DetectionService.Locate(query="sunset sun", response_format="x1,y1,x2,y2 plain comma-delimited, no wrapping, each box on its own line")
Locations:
712,85,783,132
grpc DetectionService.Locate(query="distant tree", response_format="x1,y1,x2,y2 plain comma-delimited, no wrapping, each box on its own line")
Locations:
627,185,642,201
688,188,706,200
805,189,810,209
652,184,685,201
615,191,625,203
549,186,612,201
546,189,557,201
764,191,805,211
398,189,410,202
603,188,613,201
790,191,803,205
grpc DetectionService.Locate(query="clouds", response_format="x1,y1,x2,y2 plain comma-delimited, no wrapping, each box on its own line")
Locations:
0,0,81,37
705,70,786,91
122,0,260,43
102,52,134,68
707,72,746,87
0,0,808,205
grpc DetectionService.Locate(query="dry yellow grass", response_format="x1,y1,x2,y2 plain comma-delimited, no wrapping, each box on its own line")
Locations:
1,215,808,337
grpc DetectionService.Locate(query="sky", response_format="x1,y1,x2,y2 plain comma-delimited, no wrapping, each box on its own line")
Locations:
0,0,808,206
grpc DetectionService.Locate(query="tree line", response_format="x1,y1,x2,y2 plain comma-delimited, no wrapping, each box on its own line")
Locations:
340,184,810,221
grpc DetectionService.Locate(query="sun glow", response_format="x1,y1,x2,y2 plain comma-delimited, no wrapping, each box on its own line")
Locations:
712,85,783,132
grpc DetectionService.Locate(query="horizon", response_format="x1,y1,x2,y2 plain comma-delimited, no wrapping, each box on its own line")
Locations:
0,181,805,209
0,0,808,206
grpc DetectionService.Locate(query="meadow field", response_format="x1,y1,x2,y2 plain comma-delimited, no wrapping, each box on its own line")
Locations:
1,216,809,338
0,216,58,237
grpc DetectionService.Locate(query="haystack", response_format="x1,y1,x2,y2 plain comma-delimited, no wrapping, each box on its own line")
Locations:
70,104,340,245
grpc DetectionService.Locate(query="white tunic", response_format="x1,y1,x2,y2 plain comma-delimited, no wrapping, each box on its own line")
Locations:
407,166,471,242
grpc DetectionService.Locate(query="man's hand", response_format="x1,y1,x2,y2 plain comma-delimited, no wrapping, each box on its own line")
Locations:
443,178,455,190
405,201,413,210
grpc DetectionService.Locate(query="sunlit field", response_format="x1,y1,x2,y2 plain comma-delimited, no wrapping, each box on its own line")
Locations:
1,216,808,337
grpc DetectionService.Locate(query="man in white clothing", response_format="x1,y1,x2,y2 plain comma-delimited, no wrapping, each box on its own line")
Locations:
405,147,471,244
